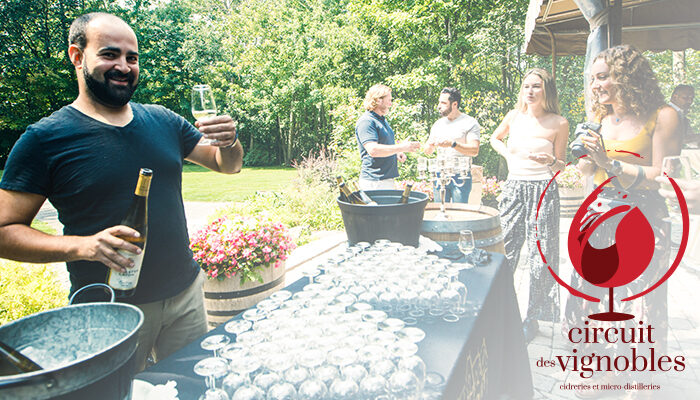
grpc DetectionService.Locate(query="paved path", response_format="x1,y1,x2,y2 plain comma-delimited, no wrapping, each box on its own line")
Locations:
34,202,700,398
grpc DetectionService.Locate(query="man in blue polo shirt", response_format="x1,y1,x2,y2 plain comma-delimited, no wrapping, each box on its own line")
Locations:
355,84,421,190
0,13,242,371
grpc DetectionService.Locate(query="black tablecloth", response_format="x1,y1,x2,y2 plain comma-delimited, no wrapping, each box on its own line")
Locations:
137,251,533,400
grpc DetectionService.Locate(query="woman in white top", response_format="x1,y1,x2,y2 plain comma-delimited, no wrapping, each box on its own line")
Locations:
490,68,569,342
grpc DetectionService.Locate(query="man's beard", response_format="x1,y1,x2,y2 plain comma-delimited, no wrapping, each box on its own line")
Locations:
440,103,453,117
84,66,138,108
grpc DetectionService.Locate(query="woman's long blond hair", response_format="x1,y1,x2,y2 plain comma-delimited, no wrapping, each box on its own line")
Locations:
516,68,561,115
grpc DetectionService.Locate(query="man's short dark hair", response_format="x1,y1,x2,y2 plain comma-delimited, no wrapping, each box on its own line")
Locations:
672,84,695,97
68,12,115,50
441,87,461,107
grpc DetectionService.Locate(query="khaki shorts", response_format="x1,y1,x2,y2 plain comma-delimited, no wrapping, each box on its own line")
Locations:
133,270,207,371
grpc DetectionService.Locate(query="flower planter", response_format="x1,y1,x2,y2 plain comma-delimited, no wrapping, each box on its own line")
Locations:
202,262,285,329
559,186,584,218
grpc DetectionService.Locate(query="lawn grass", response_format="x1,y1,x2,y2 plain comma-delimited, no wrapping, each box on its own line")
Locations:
1,165,297,203
182,164,297,202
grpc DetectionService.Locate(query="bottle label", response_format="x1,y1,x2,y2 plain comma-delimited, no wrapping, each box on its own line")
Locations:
108,249,145,290
134,174,152,197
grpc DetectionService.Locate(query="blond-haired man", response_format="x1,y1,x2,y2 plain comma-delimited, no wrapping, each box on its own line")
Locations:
355,84,420,190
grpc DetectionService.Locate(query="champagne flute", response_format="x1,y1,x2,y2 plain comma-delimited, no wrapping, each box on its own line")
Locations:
191,84,217,145
457,230,475,270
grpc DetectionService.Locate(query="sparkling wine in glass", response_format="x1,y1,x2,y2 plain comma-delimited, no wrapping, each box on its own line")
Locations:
192,84,217,145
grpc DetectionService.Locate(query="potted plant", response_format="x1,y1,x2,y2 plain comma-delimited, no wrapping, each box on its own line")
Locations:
556,165,585,218
190,213,295,327
481,176,502,208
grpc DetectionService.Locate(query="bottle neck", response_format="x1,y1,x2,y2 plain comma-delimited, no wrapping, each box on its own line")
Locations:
134,175,152,197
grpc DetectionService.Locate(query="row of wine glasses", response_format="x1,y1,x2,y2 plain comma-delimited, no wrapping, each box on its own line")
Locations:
194,240,464,399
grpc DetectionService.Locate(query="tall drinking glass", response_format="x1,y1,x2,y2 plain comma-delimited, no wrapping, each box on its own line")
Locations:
191,84,217,145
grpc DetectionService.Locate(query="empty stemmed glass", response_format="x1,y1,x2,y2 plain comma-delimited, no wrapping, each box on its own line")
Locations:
298,377,328,400
267,381,297,400
224,320,252,337
194,357,230,400
457,229,476,270
201,334,231,357
360,374,390,398
302,268,321,285
228,355,264,400
443,268,468,319
388,369,421,400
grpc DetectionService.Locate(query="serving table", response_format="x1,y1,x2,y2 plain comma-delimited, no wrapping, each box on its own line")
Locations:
136,250,533,400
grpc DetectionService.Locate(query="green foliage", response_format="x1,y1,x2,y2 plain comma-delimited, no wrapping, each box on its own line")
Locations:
214,152,344,244
0,261,68,324
1,0,698,176
243,147,278,167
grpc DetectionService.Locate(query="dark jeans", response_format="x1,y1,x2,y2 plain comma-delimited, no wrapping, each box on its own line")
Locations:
433,173,472,203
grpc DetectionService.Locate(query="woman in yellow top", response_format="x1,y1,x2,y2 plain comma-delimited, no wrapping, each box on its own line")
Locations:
565,45,681,397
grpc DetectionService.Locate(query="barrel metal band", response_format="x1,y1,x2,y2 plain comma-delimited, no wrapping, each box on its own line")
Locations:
204,275,285,300
207,309,244,317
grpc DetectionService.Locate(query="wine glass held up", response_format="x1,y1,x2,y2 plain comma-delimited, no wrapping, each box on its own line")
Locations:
191,84,217,146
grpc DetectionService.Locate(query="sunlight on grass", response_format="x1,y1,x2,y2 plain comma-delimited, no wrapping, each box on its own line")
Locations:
182,164,297,202
1,166,297,203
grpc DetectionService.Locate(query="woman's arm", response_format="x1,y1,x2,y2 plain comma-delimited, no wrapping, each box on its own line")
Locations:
490,110,515,158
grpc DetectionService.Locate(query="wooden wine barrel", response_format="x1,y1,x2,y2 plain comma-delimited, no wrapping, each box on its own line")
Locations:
559,187,584,219
202,263,285,329
421,203,505,254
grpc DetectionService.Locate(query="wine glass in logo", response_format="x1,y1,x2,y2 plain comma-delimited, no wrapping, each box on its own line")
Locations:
567,179,655,321
537,161,690,323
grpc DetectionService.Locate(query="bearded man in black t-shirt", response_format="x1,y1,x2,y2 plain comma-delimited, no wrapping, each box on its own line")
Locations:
0,12,244,370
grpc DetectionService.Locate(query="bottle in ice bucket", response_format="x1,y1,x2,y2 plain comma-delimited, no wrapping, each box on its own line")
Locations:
336,176,349,202
338,182,366,205
398,183,413,204
349,181,377,205
0,339,42,376
107,168,152,297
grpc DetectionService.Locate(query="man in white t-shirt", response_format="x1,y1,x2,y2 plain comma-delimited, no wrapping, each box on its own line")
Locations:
669,84,696,148
424,87,481,203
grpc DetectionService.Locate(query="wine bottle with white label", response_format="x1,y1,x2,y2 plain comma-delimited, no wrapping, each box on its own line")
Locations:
107,168,152,298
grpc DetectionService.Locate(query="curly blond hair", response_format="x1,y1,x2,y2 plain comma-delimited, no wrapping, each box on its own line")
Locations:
363,84,392,111
591,45,665,120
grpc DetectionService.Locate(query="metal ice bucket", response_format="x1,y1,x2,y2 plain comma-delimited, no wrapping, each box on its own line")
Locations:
0,301,143,399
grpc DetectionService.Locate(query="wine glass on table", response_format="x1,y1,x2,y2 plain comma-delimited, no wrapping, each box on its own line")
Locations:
191,84,217,145
194,357,230,400
200,334,230,357
456,229,475,270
